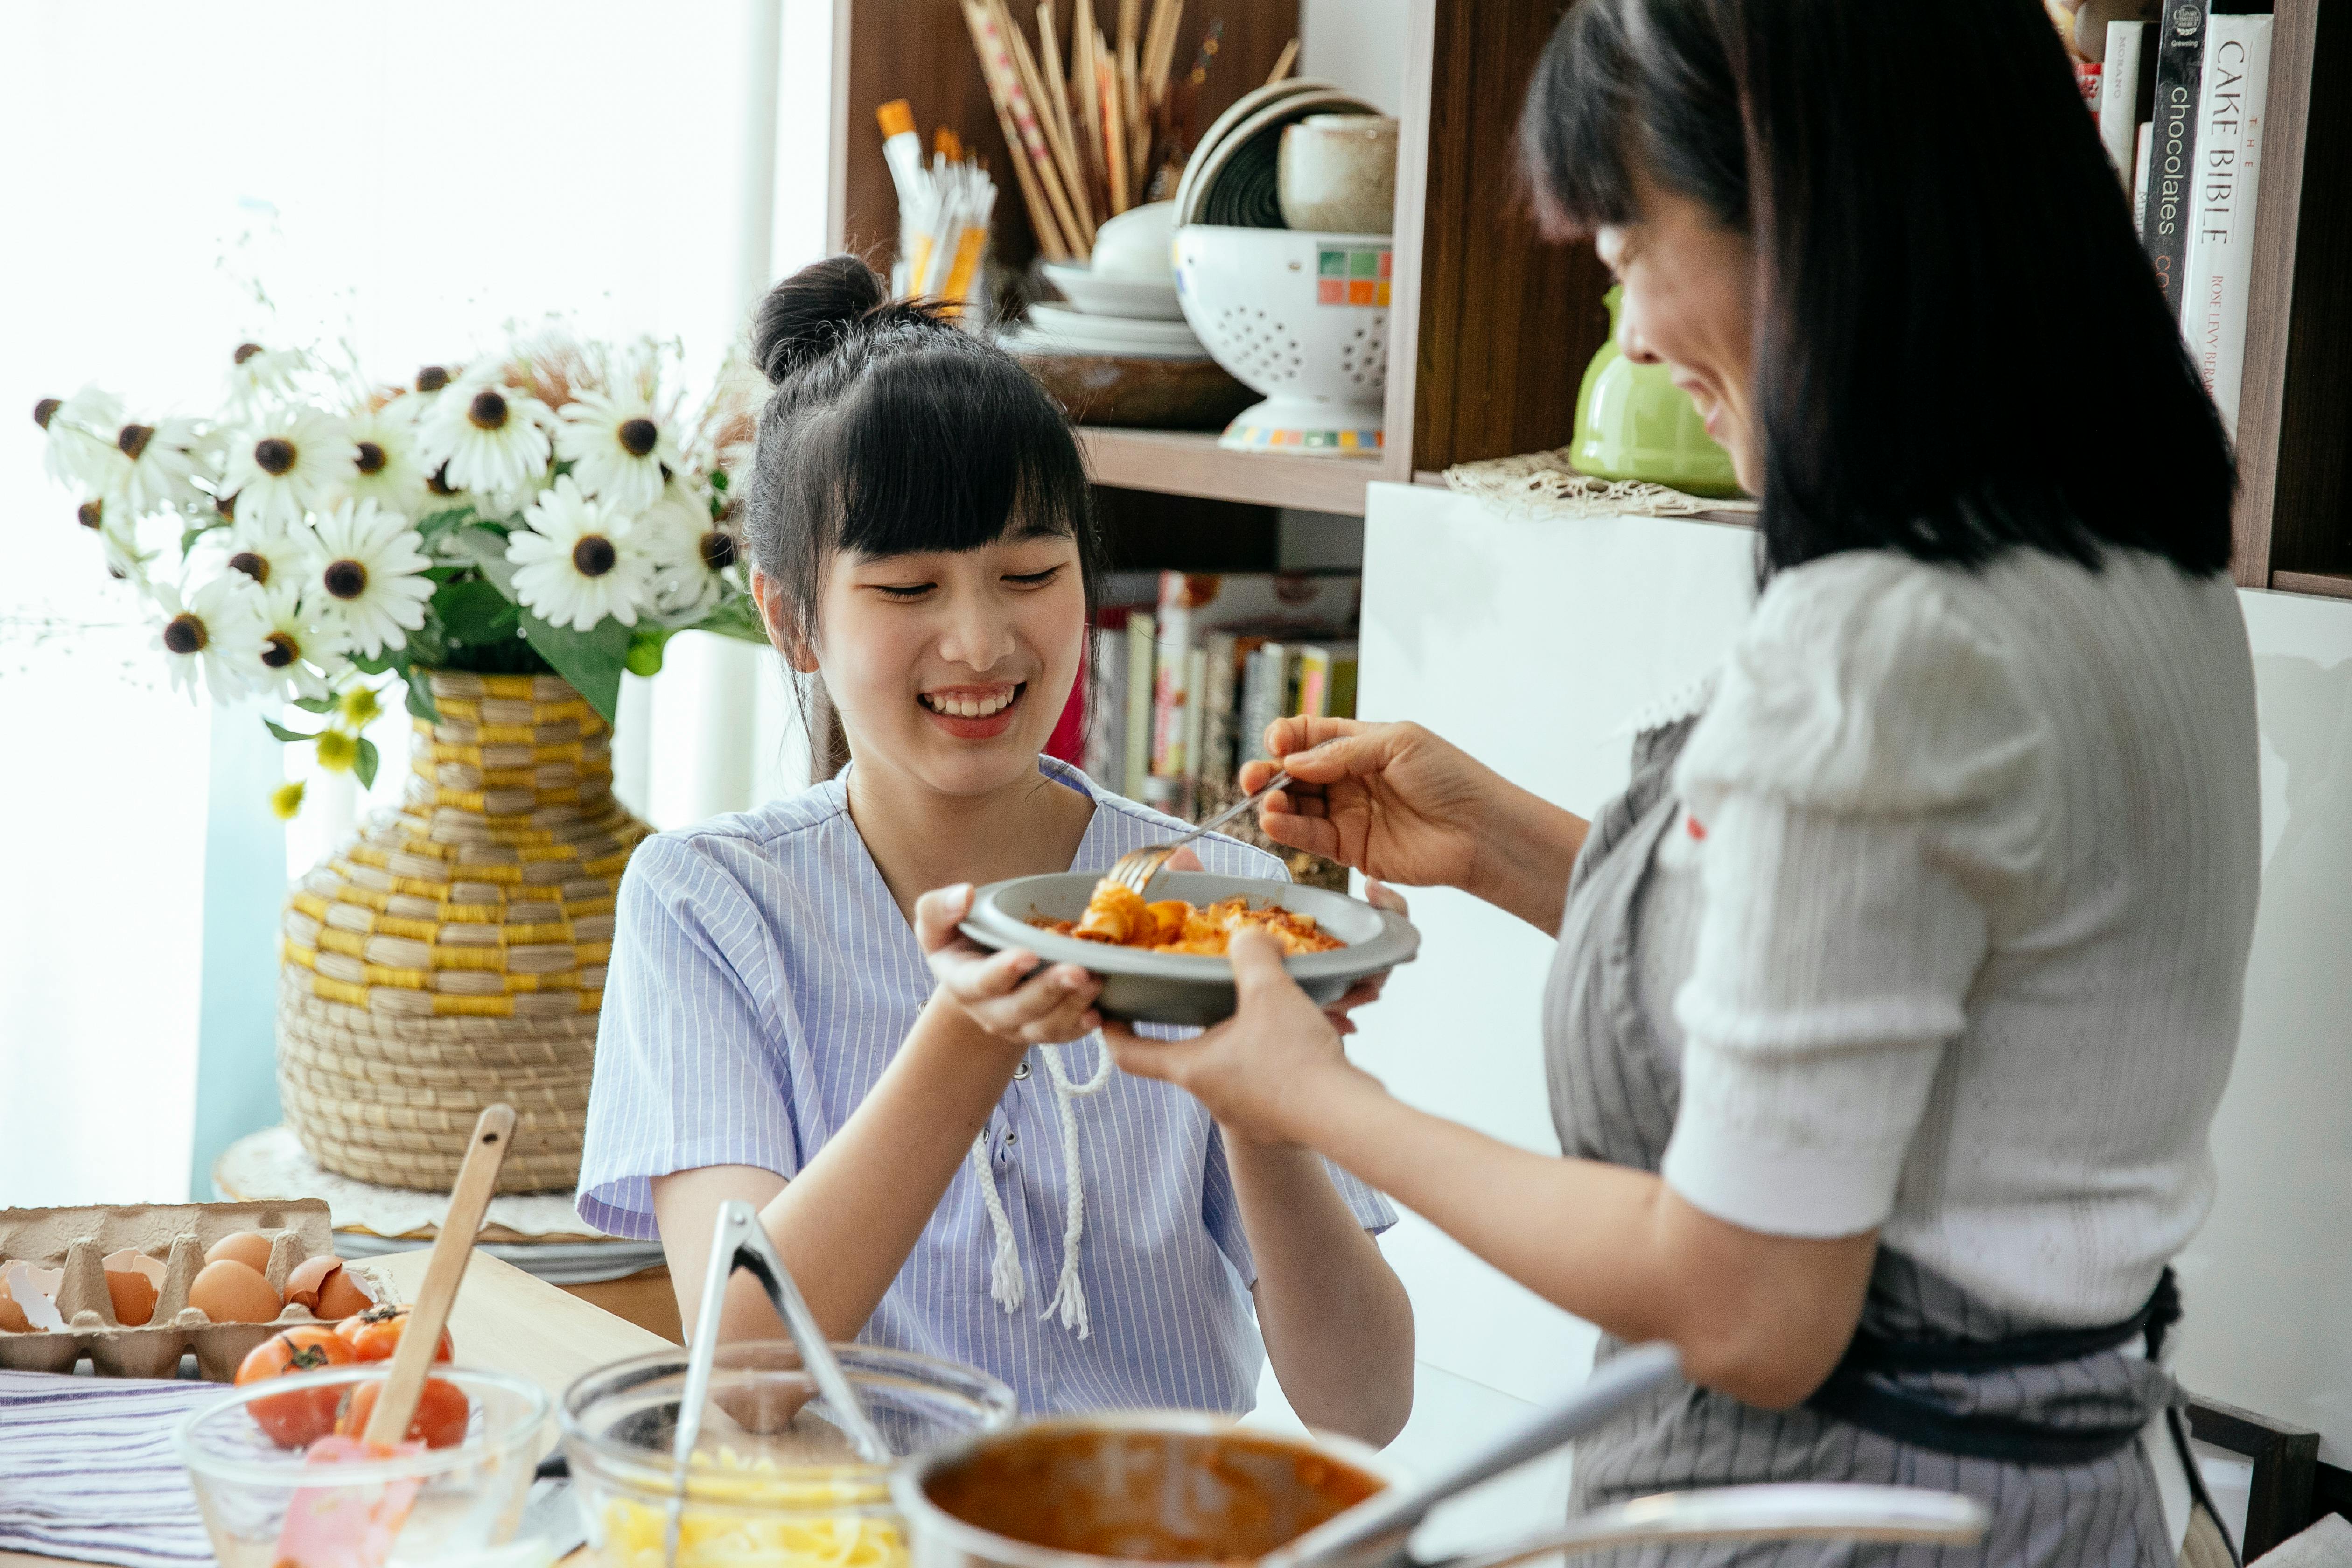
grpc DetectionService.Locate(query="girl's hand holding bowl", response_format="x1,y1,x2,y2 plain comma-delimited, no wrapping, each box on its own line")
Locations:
917,882,1106,1047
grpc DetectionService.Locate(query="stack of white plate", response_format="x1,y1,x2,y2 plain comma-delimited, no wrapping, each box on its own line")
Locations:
1008,200,1211,361
1008,301,1207,359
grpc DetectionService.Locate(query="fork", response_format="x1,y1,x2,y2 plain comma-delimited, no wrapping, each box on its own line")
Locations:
1105,770,1293,897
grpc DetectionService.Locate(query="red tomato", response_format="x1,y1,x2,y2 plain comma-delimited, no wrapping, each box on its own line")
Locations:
334,1305,454,1364
337,1376,471,1449
234,1327,356,1449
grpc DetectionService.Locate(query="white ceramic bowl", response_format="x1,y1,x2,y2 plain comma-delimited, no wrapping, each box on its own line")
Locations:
1090,199,1178,279
1172,224,1393,456
1173,77,1337,229
959,870,1419,1027
1040,263,1186,321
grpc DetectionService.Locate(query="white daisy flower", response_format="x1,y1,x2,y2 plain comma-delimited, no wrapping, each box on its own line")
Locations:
555,389,680,514
306,497,434,658
642,483,736,623
208,516,310,595
107,415,210,516
338,402,427,516
219,410,355,532
417,371,553,502
244,577,349,702
507,475,654,632
82,500,152,586
35,385,129,494
152,574,266,704
394,363,461,417
227,343,309,411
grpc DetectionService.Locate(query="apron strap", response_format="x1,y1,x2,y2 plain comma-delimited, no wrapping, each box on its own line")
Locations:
1804,1267,2182,1467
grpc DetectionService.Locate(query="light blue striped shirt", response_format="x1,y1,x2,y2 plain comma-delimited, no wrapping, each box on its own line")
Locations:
577,755,1396,1416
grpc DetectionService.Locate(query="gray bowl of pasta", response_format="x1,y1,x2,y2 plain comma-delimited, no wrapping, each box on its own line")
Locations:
959,870,1420,1027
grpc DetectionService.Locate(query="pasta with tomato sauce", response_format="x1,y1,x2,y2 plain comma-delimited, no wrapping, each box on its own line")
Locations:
1034,879,1345,956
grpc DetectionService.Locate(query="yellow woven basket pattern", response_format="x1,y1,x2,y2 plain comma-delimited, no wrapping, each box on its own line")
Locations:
275,670,651,1193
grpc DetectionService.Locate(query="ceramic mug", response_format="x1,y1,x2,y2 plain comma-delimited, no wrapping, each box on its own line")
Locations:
1277,114,1399,235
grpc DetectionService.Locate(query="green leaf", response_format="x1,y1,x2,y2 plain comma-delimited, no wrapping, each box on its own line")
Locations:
433,578,522,644
413,504,476,534
451,526,523,602
354,737,380,790
291,694,338,715
350,648,401,675
708,469,729,493
263,718,319,743
404,672,440,723
687,594,773,647
518,611,630,722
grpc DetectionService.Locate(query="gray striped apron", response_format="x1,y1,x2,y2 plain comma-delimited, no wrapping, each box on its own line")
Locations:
1545,714,2205,1568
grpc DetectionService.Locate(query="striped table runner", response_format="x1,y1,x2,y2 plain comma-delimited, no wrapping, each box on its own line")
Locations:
0,1370,229,1568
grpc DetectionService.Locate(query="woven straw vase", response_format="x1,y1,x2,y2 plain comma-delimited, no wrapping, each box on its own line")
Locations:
275,670,651,1193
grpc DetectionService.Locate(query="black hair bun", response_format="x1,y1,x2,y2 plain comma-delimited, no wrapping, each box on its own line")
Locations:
752,255,956,386
753,256,887,385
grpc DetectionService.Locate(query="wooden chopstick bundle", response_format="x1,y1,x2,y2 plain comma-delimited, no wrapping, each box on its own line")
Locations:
963,0,1280,245
961,0,1084,260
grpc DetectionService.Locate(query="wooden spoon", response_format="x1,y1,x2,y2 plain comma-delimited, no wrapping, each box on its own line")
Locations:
271,1104,515,1568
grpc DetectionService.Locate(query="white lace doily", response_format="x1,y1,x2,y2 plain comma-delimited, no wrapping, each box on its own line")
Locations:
1614,669,1720,739
215,1126,609,1241
1443,448,1759,522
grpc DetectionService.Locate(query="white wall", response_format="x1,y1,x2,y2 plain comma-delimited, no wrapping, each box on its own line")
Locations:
2177,588,2352,1465
1302,0,1413,113
1335,481,2352,1491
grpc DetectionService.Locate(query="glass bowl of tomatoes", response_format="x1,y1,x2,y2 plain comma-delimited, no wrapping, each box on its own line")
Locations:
176,1360,549,1567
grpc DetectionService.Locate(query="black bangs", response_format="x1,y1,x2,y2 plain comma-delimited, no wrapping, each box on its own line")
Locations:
821,343,1092,563
1518,0,1643,238
1520,0,1749,240
740,290,1102,651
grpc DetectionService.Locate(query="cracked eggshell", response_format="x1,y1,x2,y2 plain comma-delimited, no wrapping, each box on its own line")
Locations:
0,1262,65,1332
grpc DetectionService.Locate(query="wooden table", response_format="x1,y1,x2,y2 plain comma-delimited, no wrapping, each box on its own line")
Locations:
2,1248,668,1568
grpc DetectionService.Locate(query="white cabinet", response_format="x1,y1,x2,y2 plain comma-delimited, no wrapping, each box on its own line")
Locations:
1247,481,1760,1544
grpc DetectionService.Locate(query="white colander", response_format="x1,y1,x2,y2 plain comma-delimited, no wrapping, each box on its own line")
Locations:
1172,224,1391,456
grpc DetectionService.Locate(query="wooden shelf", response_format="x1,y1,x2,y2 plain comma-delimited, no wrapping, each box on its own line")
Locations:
2231,0,2352,598
2269,570,2352,601
1075,427,1383,515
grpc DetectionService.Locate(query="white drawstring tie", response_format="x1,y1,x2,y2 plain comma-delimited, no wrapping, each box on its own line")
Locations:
968,1036,1116,1338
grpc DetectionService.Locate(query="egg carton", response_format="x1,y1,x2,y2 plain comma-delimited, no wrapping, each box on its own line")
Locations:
0,1198,396,1381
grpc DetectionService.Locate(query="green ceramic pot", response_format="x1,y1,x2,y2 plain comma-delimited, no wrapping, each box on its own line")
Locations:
1570,286,1744,498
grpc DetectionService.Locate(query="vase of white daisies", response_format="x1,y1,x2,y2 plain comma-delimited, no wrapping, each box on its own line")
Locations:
35,334,766,814
37,335,769,1191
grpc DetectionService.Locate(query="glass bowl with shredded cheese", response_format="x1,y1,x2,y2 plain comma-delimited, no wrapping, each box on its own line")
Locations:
560,1342,1015,1568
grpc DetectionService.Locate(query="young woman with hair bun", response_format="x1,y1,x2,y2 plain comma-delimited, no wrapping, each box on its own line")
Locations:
575,255,1413,1443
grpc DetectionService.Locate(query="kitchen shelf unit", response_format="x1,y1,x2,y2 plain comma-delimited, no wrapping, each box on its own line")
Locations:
824,0,1610,528
827,0,2349,592
2229,0,2352,596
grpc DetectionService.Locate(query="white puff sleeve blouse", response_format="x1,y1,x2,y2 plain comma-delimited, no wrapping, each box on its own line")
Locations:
1657,545,2260,1325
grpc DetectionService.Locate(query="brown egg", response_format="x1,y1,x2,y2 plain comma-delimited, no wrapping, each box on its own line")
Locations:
205,1232,274,1274
315,1266,374,1322
188,1259,280,1323
282,1254,338,1311
105,1268,157,1327
0,1279,28,1335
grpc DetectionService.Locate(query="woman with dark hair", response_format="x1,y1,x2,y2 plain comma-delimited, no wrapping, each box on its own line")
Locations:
1106,0,2256,1560
576,255,1413,1443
